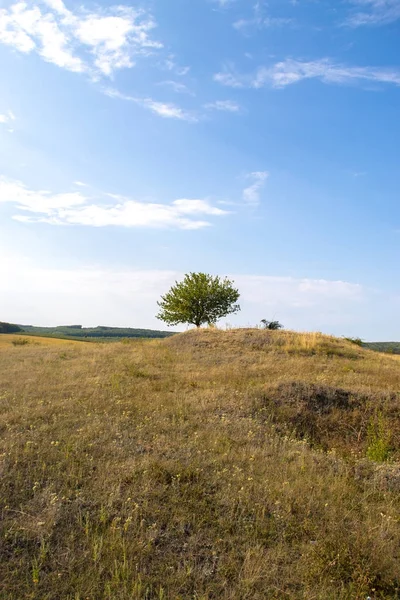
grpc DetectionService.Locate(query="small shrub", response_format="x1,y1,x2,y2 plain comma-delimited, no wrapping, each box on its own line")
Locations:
260,319,283,330
344,337,363,347
12,338,30,346
367,413,392,462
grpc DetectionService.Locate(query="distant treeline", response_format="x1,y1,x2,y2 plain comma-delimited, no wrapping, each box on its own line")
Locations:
19,325,175,339
0,322,22,333
363,342,400,355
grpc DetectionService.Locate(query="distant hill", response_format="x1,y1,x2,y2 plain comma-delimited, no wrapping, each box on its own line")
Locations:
363,341,400,355
0,322,22,333
19,324,175,340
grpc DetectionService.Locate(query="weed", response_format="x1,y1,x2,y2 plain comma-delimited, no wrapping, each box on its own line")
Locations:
12,337,30,346
344,337,363,346
367,413,392,462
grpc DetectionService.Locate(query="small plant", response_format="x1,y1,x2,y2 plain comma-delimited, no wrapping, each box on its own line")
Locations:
12,338,30,346
344,336,363,346
367,413,391,462
261,319,283,330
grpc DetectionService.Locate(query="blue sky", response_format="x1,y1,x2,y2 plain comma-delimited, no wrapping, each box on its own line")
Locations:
0,0,400,339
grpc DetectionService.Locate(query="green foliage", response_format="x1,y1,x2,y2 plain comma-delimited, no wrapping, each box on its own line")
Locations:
19,325,174,340
157,272,240,328
11,338,30,346
261,319,283,330
367,413,392,462
0,322,22,333
344,336,363,346
363,341,400,354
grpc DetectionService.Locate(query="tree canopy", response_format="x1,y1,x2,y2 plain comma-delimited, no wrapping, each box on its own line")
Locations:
157,273,240,328
0,322,22,334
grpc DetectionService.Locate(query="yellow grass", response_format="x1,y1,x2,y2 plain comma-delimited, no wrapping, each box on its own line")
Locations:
1,329,400,599
0,334,83,347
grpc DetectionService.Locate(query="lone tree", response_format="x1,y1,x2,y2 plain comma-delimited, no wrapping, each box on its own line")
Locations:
157,272,240,328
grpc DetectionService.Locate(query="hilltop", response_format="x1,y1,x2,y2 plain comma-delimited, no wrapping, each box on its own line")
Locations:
1,329,400,599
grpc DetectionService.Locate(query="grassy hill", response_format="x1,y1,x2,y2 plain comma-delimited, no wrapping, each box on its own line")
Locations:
1,329,400,599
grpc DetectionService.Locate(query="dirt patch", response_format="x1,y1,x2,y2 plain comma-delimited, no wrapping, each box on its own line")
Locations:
258,382,400,458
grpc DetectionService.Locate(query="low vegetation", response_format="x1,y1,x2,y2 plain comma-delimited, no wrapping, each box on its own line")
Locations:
19,325,175,341
363,341,400,355
1,328,400,599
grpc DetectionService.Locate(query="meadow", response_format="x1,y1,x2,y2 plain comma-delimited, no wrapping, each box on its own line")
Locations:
1,329,400,599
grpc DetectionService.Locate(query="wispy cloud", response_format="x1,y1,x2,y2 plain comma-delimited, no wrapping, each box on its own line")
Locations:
0,109,16,131
0,0,162,77
214,64,244,88
163,55,190,76
157,80,194,95
233,1,293,33
234,16,293,30
204,100,241,112
0,176,229,229
243,171,269,206
210,0,236,8
104,87,198,122
346,0,400,26
73,180,89,187
215,58,400,89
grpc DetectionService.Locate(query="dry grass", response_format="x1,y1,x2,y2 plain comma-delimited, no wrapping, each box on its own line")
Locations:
1,329,400,599
0,334,83,347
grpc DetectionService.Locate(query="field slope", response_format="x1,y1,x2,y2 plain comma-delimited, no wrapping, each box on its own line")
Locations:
0,334,84,347
1,329,400,599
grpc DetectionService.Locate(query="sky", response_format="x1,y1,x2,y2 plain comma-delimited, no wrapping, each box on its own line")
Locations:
0,0,399,340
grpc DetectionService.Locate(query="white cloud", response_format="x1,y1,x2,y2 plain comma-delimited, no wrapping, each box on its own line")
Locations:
211,0,236,8
346,0,400,26
163,55,190,77
157,81,194,95
232,1,294,33
204,100,241,112
0,0,161,76
236,275,363,309
233,15,293,31
0,257,367,334
141,98,197,121
0,109,16,128
214,66,244,88
243,171,268,206
73,181,89,187
0,176,229,229
104,87,198,122
215,58,400,89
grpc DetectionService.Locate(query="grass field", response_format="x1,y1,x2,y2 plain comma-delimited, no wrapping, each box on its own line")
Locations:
1,329,400,599
0,334,84,347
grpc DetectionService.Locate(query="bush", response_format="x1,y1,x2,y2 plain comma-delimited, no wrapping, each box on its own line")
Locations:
367,413,392,462
12,338,30,346
344,336,363,346
260,319,283,330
